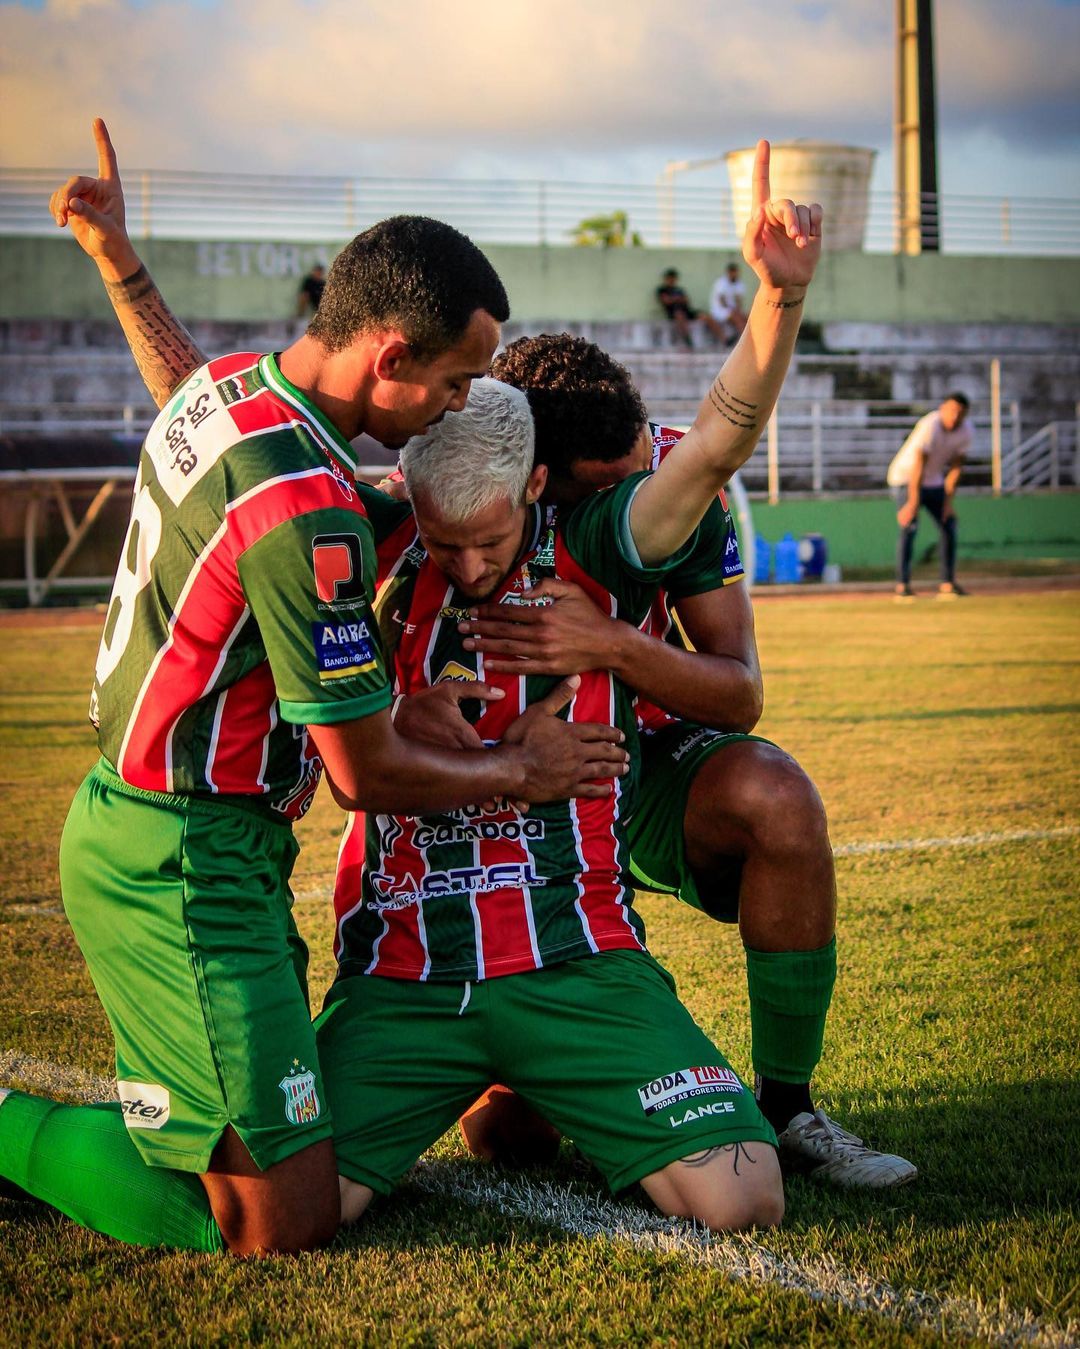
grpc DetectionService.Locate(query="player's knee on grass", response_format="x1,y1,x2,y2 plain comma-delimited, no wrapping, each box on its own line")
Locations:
689,742,830,866
640,1141,784,1232
204,1131,341,1255
338,1176,375,1226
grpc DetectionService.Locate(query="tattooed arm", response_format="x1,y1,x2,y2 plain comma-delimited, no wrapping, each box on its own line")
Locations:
628,138,822,567
49,118,206,409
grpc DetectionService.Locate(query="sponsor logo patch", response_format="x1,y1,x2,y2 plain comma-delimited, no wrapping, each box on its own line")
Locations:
435,661,477,684
368,860,547,911
638,1065,744,1117
722,530,743,579
117,1080,171,1130
312,532,365,604
280,1063,321,1125
312,619,376,681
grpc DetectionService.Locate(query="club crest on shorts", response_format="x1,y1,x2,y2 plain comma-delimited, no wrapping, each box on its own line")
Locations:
279,1062,321,1125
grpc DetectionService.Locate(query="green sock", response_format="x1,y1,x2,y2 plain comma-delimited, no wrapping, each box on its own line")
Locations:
0,1091,224,1252
744,938,837,1084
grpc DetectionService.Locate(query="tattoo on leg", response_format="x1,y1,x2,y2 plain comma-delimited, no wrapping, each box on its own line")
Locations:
708,377,758,430
680,1142,757,1176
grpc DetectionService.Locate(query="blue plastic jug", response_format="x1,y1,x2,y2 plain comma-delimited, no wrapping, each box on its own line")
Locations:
798,533,827,580
774,533,800,584
753,536,772,584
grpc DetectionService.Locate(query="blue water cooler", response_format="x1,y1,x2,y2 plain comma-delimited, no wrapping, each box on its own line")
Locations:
773,533,801,584
798,533,827,580
753,536,772,585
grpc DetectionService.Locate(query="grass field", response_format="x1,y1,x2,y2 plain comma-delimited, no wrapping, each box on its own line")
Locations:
1,590,1078,1346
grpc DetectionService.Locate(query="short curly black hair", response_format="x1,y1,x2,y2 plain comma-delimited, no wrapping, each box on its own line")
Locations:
490,334,648,477
309,215,509,361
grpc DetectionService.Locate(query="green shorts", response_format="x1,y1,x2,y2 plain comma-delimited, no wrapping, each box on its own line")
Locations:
315,948,775,1195
59,759,333,1173
626,723,773,921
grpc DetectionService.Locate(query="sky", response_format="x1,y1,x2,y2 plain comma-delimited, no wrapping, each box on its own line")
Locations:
1,0,1078,202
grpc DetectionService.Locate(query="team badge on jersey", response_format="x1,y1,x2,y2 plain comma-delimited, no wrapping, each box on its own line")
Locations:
279,1063,321,1125
312,532,365,605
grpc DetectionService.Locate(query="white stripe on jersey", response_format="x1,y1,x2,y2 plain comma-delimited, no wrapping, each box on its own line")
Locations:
199,604,252,793
468,833,487,982
257,701,278,794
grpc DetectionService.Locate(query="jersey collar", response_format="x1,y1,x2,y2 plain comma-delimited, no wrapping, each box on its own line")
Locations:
259,353,360,478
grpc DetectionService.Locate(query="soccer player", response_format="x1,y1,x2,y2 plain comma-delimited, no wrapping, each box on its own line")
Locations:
0,121,628,1256
455,334,917,1188
326,369,791,1231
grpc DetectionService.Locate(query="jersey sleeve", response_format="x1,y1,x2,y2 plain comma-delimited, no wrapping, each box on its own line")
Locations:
660,496,745,599
236,505,392,727
560,472,704,620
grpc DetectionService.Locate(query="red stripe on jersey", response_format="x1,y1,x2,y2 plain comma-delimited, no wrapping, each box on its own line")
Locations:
376,516,421,588
362,817,432,979
227,389,299,437
207,352,263,381
118,469,362,793
206,662,277,794
333,812,366,961
553,535,639,952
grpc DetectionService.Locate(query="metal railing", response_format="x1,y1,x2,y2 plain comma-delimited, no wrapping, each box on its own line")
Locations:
3,168,1079,255
1003,419,1079,491
5,397,1076,498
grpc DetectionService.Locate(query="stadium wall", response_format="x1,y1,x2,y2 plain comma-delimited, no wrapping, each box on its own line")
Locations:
2,237,1080,326
753,492,1080,572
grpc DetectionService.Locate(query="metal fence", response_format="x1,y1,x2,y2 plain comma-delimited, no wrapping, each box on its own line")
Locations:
3,167,1079,255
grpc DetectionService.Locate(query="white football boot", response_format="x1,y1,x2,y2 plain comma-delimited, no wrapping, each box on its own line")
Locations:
777,1108,918,1188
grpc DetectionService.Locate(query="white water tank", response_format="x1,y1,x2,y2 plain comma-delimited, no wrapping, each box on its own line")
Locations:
724,141,877,251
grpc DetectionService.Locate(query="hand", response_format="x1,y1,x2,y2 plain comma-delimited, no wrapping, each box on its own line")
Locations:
459,580,624,676
896,501,918,527
742,140,822,291
502,675,628,802
393,682,505,751
374,472,409,501
942,498,955,523
48,118,140,280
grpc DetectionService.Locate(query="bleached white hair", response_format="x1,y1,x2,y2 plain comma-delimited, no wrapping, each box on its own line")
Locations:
399,377,535,523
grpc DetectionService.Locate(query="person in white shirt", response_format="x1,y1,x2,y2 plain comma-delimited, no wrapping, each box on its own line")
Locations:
886,393,973,599
709,262,748,341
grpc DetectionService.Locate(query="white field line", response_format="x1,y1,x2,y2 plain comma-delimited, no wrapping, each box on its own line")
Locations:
0,1052,1075,1349
834,825,1080,858
285,825,1080,905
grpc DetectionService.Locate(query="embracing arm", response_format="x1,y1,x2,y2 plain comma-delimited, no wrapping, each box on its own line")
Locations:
460,577,762,733
49,118,206,408
308,677,628,814
630,140,822,565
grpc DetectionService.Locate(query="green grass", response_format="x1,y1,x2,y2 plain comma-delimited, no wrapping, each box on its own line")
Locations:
1,593,1078,1346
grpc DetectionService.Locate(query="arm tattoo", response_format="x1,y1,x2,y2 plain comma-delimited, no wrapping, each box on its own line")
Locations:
104,266,206,409
679,1142,758,1176
764,296,804,309
708,376,758,430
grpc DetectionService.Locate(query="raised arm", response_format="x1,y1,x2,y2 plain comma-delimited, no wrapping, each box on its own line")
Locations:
630,140,822,565
49,118,206,408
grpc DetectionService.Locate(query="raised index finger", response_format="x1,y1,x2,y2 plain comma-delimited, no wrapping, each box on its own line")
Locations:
751,138,770,213
92,117,119,181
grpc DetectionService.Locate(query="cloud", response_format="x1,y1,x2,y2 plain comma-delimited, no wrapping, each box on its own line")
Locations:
0,0,1075,191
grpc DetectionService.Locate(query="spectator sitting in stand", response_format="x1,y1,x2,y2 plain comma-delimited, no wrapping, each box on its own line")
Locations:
656,268,723,350
709,262,748,343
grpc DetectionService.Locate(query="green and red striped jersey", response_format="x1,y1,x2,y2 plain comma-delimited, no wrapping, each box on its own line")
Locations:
333,473,711,982
91,352,391,820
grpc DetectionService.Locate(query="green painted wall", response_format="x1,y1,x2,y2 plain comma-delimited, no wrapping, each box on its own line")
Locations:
2,235,1079,326
753,491,1080,571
